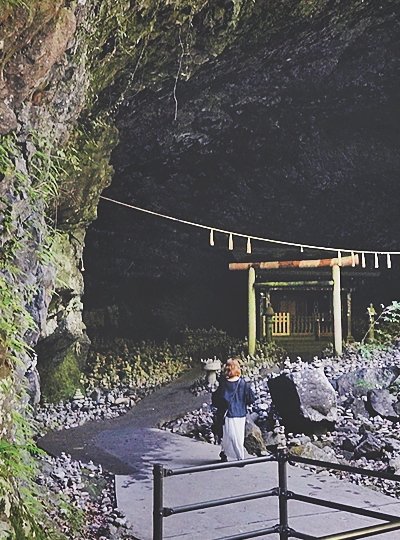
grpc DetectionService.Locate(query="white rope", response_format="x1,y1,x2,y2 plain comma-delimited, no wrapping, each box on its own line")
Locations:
99,196,400,256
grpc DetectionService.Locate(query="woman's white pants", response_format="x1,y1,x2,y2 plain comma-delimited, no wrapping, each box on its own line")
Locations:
221,416,245,460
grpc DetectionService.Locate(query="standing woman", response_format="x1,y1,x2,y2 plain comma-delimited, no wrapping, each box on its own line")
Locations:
212,358,255,461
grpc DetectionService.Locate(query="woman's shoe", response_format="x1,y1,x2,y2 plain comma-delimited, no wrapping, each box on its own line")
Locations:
219,451,228,462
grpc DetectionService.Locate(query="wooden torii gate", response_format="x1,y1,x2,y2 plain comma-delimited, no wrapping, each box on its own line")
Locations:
229,254,359,357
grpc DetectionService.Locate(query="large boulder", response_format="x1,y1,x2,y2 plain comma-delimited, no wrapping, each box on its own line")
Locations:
268,366,337,434
366,389,400,421
336,366,400,398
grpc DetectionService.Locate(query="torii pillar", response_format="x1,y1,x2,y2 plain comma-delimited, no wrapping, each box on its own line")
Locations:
332,264,342,356
248,267,256,356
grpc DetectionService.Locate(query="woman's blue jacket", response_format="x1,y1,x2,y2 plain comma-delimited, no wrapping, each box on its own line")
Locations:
212,377,255,418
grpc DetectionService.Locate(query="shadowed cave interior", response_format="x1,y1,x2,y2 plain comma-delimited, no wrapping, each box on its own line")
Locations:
82,3,400,343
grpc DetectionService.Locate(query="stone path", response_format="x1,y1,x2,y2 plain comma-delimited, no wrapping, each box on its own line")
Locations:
38,365,208,476
39,366,400,540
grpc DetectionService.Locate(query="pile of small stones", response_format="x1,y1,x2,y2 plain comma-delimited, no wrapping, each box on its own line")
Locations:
33,385,159,539
164,343,400,499
34,385,157,436
35,452,134,540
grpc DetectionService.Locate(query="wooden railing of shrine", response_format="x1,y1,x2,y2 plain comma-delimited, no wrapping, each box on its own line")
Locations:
272,313,333,335
272,313,290,335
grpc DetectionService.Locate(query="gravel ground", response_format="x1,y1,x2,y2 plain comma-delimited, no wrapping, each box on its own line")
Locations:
162,342,400,499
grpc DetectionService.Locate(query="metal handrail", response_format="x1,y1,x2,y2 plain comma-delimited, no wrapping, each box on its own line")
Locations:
165,454,276,476
164,488,277,516
153,449,400,540
289,454,400,482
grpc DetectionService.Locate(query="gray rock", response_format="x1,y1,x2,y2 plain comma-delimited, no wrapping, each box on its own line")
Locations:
383,437,400,453
25,365,41,406
268,366,337,433
347,397,368,419
107,393,116,404
367,389,400,420
114,397,130,406
393,401,400,416
354,433,384,459
51,467,66,480
297,435,312,445
336,366,400,398
114,517,127,528
262,430,281,448
176,422,196,436
341,435,361,452
388,455,400,475
245,414,267,456
0,102,18,135
298,442,339,464
336,424,358,434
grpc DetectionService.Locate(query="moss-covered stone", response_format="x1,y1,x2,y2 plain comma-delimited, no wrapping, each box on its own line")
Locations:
36,230,91,403
56,119,119,229
4,7,76,107
0,0,64,71
38,346,84,403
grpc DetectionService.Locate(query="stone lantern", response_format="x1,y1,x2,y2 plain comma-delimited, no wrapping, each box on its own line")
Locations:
201,358,222,386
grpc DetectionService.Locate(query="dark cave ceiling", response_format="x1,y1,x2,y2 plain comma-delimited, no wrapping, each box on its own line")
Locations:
84,0,400,340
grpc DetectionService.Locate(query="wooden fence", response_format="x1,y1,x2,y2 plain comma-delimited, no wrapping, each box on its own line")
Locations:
272,313,333,336
272,313,290,335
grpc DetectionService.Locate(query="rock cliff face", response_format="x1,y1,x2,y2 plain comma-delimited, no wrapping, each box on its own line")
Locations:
1,0,243,406
2,0,257,534
1,2,93,408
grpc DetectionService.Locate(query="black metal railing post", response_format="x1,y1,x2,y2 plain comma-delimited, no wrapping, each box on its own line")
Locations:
278,449,289,540
153,464,164,540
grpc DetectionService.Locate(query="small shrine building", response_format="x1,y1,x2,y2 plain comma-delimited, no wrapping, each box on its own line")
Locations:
229,253,380,356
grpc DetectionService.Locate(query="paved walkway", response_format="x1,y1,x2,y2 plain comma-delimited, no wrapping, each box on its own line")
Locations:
38,366,400,540
38,365,208,476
